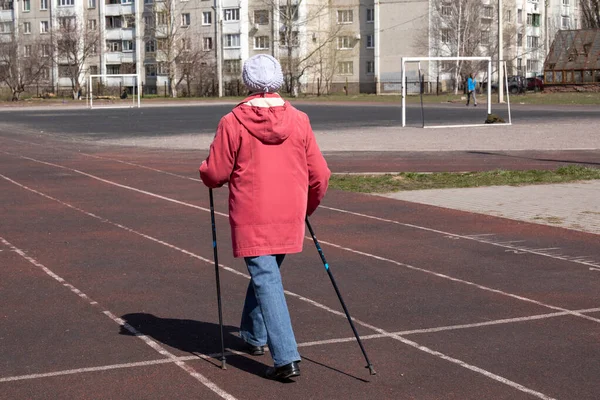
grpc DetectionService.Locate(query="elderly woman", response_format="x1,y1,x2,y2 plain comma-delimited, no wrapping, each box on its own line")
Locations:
199,54,330,380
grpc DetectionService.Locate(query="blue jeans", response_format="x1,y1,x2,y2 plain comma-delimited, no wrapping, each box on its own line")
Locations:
239,255,301,367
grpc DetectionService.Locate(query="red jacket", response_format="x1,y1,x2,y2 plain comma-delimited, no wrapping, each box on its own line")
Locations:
199,93,330,258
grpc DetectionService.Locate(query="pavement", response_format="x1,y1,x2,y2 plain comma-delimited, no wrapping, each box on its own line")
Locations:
1,101,599,399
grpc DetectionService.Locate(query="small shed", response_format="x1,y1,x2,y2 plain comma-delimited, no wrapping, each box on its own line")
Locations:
543,29,600,85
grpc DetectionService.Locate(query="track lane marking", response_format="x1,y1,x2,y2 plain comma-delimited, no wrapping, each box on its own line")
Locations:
0,235,237,400
4,300,598,387
1,173,558,400
2,142,598,269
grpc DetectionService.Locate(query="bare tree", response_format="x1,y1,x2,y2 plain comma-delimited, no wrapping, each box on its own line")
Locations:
175,39,212,97
52,13,101,99
145,0,197,97
416,0,521,93
0,33,52,101
265,0,341,96
580,0,600,28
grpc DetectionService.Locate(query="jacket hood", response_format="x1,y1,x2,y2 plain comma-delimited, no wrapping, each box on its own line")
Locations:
231,93,293,145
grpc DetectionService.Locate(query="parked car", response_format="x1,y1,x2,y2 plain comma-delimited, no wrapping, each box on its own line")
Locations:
487,76,526,94
526,77,544,92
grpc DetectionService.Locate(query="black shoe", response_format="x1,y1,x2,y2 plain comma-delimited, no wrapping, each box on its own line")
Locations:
244,342,265,356
265,361,301,380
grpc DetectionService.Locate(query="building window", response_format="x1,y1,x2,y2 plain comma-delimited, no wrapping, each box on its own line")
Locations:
441,5,452,16
145,40,155,52
254,10,269,25
280,31,299,47
517,33,522,47
223,8,239,21
41,44,50,57
366,60,374,75
203,37,213,50
156,12,167,25
41,67,50,79
58,16,75,29
337,61,353,74
106,16,122,28
58,65,73,77
107,65,121,75
107,40,122,52
527,35,539,49
58,0,74,6
366,34,374,49
254,36,269,50
40,21,49,33
23,0,30,11
526,59,539,73
23,22,31,34
562,0,569,5
90,44,97,55
88,19,97,30
122,40,134,52
366,8,374,22
181,38,191,51
505,10,511,22
156,62,168,75
441,28,450,44
181,13,190,27
224,34,240,48
40,0,47,9
121,0,132,4
89,65,98,75
145,64,156,77
482,6,492,19
481,30,489,45
24,45,32,57
202,11,211,25
0,21,12,33
517,9,522,23
223,59,241,74
156,39,166,50
337,36,352,50
561,16,570,29
88,0,95,7
337,9,353,24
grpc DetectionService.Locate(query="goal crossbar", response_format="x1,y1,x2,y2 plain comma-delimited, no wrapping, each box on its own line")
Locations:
401,56,494,128
87,74,141,109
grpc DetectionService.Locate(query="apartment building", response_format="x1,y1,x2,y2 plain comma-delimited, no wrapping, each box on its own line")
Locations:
1,0,582,98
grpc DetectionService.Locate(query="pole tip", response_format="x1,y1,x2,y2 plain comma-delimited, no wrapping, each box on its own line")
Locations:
367,365,376,375
221,359,227,370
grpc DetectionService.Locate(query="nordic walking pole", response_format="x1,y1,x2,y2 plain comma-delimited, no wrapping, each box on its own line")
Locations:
209,188,226,370
305,216,376,375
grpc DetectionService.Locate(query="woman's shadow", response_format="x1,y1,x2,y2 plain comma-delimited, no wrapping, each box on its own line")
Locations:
119,313,269,378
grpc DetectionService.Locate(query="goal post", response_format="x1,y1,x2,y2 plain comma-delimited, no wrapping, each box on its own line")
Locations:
401,56,504,128
87,74,141,109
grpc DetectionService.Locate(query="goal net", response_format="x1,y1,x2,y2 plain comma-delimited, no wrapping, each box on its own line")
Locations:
401,56,511,128
87,74,141,109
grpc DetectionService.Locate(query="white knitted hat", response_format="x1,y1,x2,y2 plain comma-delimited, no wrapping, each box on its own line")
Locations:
242,54,284,93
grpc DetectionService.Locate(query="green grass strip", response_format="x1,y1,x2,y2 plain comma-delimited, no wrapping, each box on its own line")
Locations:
329,165,600,193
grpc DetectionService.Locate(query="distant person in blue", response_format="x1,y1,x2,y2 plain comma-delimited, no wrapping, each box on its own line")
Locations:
466,73,477,107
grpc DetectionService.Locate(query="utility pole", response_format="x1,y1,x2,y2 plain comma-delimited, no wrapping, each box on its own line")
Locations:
214,0,223,97
498,0,504,103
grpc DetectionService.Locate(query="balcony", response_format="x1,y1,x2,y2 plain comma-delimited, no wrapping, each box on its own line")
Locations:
0,10,14,20
105,3,134,16
105,28,134,40
105,52,135,64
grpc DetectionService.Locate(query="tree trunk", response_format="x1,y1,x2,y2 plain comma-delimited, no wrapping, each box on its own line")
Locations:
11,90,20,101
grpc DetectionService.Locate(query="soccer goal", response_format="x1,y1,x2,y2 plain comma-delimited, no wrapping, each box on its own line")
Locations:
87,74,141,109
400,56,511,128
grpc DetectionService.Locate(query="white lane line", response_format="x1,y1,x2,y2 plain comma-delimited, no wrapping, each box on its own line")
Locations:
5,304,600,384
0,235,237,400
1,175,557,400
316,237,600,324
321,206,600,270
5,145,596,270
